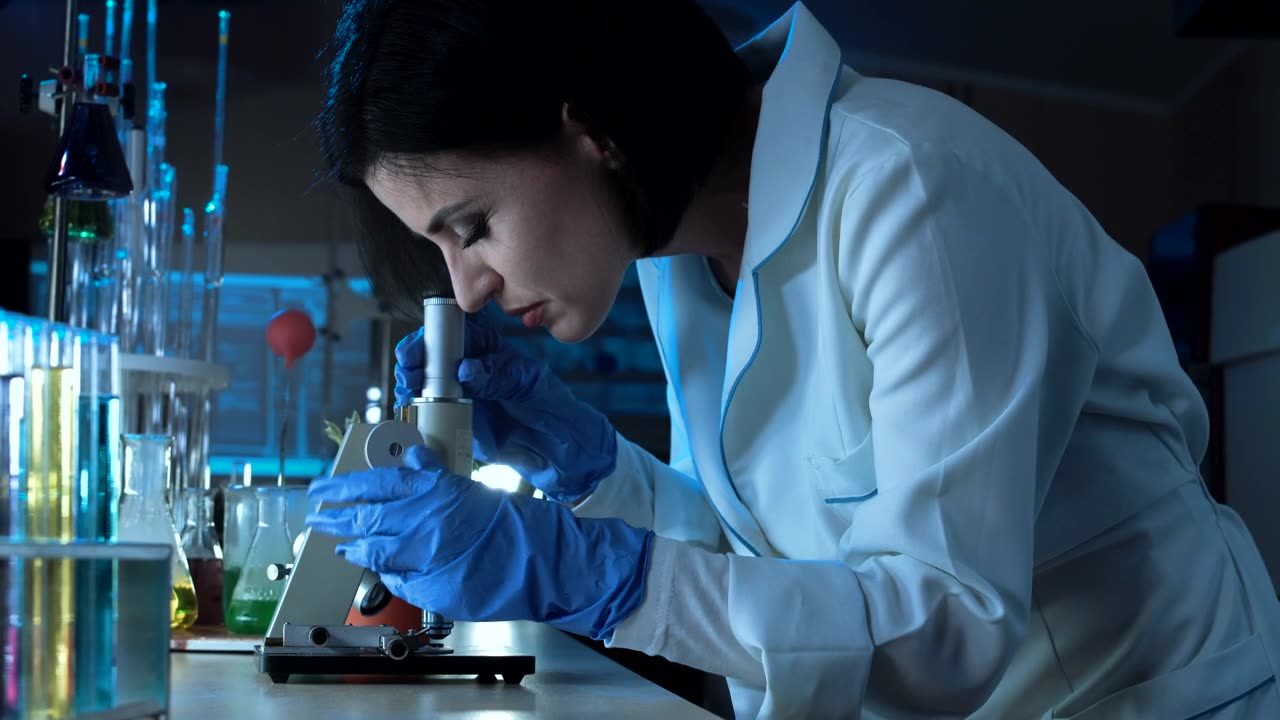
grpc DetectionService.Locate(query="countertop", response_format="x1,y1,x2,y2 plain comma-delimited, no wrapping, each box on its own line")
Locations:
169,621,717,719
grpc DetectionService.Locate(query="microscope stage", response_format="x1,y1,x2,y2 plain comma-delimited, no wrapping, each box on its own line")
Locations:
255,643,535,685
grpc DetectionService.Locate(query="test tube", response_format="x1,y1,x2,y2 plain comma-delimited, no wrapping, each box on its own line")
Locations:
73,329,121,712
23,321,78,718
105,0,117,59
174,207,197,357
212,11,230,177
117,126,147,352
78,14,90,58
140,162,175,357
200,164,228,363
75,330,121,541
0,313,28,539
0,313,28,713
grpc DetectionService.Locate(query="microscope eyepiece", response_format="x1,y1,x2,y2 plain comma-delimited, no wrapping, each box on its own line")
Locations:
421,296,465,400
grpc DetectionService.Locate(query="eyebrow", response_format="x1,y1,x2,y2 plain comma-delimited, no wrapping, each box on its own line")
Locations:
424,198,477,235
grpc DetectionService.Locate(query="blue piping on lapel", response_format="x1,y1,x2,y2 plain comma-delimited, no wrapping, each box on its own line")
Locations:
656,259,764,557
715,52,846,558
825,489,878,504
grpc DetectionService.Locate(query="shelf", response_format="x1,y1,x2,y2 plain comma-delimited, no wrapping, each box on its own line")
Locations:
120,353,231,394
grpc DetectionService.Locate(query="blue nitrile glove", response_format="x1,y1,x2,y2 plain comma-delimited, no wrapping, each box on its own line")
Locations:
393,317,617,503
305,444,653,641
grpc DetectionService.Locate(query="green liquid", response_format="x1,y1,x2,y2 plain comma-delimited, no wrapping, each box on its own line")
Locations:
225,598,280,636
222,566,240,617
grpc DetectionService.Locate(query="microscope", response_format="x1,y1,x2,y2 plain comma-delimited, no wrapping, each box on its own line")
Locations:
254,297,535,684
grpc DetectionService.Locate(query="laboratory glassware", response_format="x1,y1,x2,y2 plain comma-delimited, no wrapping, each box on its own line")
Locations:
2,541,172,719
43,100,133,201
74,329,123,713
0,313,28,538
221,483,257,618
0,313,28,714
225,488,292,635
119,434,198,630
283,485,310,554
180,487,224,627
23,321,78,718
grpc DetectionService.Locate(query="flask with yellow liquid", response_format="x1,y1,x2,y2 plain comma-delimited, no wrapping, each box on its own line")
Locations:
119,434,198,630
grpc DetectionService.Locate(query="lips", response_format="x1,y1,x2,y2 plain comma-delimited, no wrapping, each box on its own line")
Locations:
504,301,546,328
520,304,545,329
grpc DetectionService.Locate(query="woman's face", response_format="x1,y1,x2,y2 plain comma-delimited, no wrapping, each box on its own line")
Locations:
366,128,638,343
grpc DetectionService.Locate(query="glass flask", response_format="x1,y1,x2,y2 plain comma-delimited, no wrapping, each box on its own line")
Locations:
119,434,198,630
283,485,310,555
180,488,224,627
221,484,257,618
225,488,291,636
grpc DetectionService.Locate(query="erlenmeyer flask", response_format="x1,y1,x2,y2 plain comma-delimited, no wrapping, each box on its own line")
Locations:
118,434,198,630
179,488,223,627
220,483,257,619
225,488,291,635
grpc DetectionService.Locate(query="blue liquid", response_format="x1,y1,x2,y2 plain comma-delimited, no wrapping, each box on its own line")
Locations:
77,395,121,542
74,395,121,713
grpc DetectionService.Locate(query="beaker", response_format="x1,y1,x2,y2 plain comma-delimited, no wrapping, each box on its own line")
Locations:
2,540,172,720
225,488,292,636
220,484,257,618
119,434,198,630
180,487,224,627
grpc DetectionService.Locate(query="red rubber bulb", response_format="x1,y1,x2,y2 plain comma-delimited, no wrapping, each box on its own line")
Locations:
266,309,317,369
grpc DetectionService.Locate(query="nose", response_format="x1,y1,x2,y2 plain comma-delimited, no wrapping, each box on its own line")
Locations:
445,250,499,314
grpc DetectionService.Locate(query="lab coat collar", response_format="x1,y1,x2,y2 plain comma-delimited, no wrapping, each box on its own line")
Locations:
719,4,843,420
653,4,842,559
736,2,844,273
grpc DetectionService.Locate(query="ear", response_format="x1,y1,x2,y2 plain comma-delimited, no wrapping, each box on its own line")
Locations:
561,103,624,170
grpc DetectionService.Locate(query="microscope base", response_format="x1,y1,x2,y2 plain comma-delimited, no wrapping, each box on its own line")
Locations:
255,644,535,685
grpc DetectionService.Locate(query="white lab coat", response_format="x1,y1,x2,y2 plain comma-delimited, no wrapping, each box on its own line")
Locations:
575,3,1280,718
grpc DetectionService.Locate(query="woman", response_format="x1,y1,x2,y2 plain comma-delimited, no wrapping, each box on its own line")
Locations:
306,1,1280,717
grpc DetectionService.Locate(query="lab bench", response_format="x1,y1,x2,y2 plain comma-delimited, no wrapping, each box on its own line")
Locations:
169,621,717,719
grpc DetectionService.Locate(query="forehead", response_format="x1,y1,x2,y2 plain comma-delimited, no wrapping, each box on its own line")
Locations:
366,154,485,209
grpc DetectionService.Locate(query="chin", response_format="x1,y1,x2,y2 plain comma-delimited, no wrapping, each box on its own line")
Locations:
547,306,609,344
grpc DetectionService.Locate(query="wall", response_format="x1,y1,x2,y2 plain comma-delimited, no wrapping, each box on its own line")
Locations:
965,85,1174,259
888,40,1278,263
881,74,1173,260
1170,41,1280,212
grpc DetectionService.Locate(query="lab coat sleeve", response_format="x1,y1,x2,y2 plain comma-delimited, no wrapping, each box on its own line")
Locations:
609,146,1098,717
573,383,725,552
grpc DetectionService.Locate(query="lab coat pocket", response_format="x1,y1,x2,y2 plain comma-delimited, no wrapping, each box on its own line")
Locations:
1051,632,1276,720
809,431,878,525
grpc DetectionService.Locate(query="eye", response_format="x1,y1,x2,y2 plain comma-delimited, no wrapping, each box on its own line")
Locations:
457,214,491,250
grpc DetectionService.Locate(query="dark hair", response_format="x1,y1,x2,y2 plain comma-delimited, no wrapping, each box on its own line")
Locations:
317,0,751,317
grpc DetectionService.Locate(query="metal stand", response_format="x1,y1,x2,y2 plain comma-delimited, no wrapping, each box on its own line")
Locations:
255,622,534,685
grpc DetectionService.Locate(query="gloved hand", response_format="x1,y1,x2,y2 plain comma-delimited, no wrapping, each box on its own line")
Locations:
394,317,617,503
305,445,653,641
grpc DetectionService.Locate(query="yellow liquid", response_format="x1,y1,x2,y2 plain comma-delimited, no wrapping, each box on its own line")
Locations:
25,367,79,719
172,578,199,631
